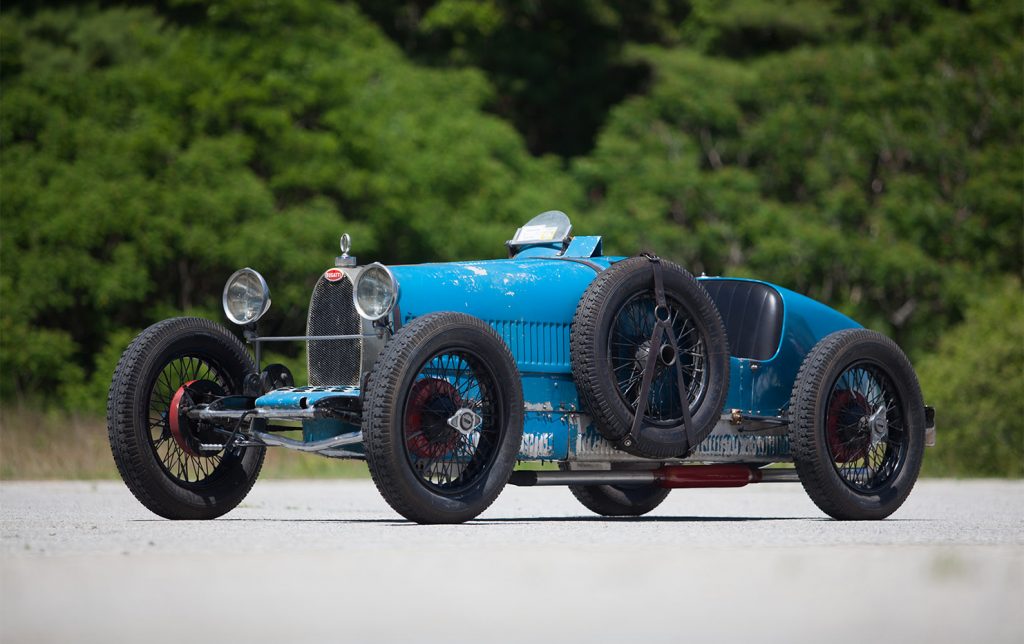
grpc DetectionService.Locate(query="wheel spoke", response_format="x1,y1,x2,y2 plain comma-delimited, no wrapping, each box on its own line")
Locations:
144,354,236,485
825,362,907,493
607,292,709,424
402,349,503,494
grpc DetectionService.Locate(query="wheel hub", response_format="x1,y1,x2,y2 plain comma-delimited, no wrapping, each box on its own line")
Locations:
634,339,677,370
447,408,483,435
634,340,651,366
168,380,225,457
827,390,870,463
867,406,889,448
405,378,462,458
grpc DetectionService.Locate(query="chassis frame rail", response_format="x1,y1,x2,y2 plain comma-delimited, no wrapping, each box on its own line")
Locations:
508,464,801,488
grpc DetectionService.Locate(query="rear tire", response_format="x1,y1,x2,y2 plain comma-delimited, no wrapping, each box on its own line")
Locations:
562,465,670,517
107,317,265,520
362,313,524,524
789,329,925,520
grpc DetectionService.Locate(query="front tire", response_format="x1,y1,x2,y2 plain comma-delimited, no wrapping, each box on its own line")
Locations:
107,317,265,520
362,313,524,524
789,329,925,520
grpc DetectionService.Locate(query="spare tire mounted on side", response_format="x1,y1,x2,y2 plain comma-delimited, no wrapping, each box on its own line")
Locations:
570,255,730,459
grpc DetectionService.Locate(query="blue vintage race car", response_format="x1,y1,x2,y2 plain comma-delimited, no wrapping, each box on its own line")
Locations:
108,212,935,524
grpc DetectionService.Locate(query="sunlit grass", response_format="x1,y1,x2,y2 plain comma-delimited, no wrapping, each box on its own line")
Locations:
0,406,369,480
0,406,119,480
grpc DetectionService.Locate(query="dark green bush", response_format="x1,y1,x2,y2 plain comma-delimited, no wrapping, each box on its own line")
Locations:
918,279,1024,478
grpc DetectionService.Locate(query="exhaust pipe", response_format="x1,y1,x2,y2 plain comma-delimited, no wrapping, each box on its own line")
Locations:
657,464,760,488
508,465,800,488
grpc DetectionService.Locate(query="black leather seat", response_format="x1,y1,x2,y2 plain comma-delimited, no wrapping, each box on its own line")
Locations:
702,279,783,361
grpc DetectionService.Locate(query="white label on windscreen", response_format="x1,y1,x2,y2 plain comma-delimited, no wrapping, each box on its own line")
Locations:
517,225,558,242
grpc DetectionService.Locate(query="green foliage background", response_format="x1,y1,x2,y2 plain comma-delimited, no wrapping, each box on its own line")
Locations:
1,0,1021,475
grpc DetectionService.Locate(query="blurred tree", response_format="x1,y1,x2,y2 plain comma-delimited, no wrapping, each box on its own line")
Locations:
0,3,579,406
575,1,1022,354
917,278,1024,478
680,0,842,56
353,0,692,157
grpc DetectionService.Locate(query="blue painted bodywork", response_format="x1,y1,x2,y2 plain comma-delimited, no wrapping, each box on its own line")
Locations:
704,278,861,416
257,386,359,408
258,237,860,461
254,386,362,445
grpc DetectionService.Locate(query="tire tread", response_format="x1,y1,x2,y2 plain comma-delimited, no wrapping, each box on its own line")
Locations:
569,257,729,457
567,483,670,517
107,317,264,520
788,328,925,520
362,312,524,524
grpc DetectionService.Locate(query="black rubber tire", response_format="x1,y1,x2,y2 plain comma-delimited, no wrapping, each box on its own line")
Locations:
570,256,730,458
561,465,671,517
362,312,524,524
107,317,265,520
789,329,926,520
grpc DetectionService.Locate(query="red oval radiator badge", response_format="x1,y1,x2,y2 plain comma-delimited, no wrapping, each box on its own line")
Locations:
324,268,344,282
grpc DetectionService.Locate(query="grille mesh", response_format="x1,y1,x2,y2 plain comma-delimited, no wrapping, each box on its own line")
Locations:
307,274,361,386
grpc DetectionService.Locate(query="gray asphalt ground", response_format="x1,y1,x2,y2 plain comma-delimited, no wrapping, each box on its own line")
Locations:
1,479,1022,643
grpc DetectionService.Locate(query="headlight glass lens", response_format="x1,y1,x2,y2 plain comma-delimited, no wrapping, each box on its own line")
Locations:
355,264,397,320
222,268,271,325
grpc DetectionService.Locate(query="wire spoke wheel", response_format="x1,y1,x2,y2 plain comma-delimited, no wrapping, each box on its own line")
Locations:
608,292,708,425
402,350,502,494
788,328,925,521
147,356,233,485
363,312,524,524
107,317,265,520
570,256,729,459
825,362,907,493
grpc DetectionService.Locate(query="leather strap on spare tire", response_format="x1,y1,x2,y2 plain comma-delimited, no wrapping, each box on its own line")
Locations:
570,255,730,458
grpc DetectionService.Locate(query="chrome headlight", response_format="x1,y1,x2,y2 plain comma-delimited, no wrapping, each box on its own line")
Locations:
353,263,398,320
222,268,271,326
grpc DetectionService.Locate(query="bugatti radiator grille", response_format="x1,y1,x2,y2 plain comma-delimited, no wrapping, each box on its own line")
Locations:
307,274,361,386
